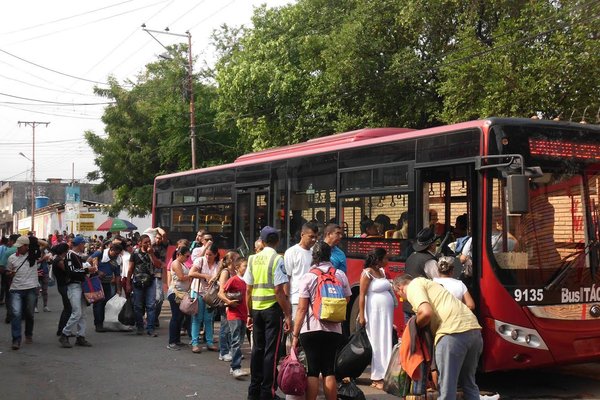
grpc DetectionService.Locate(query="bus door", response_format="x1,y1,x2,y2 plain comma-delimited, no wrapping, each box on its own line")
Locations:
235,186,269,256
416,164,476,278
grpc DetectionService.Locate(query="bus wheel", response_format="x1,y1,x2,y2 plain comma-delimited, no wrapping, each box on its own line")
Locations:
348,296,360,334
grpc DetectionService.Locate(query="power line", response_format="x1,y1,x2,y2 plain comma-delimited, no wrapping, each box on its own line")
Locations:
188,0,238,31
0,48,112,86
0,169,29,182
168,0,207,27
0,72,99,97
92,0,176,77
7,0,170,47
0,91,114,106
0,104,102,120
0,0,135,36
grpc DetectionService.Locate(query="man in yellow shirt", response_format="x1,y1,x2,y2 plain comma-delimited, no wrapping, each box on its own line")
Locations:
393,275,482,400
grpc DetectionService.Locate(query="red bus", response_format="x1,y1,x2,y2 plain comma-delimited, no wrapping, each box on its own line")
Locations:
152,117,600,372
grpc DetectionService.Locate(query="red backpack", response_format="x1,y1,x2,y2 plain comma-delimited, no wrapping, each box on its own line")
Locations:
309,266,347,323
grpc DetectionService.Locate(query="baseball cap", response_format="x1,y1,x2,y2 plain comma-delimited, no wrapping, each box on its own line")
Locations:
73,236,88,246
259,226,279,241
15,235,30,247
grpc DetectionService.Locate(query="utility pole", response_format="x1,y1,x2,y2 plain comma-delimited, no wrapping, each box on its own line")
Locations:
18,121,50,235
142,25,197,170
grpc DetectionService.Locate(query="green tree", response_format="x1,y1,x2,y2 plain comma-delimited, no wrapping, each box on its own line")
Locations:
86,46,236,216
438,0,600,122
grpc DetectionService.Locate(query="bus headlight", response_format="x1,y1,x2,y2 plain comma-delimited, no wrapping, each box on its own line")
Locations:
495,320,548,350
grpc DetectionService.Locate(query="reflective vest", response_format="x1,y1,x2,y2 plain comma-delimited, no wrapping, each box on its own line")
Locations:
249,249,282,310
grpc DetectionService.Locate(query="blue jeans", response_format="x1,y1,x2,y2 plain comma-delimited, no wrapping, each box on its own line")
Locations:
133,279,156,332
63,283,87,337
228,318,246,370
93,282,115,327
219,307,231,356
435,329,483,400
190,293,214,346
167,293,184,344
10,288,36,341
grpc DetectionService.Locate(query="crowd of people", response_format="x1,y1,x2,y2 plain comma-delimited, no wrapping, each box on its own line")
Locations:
0,217,483,400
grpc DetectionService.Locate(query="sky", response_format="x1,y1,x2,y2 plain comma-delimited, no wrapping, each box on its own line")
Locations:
0,0,293,185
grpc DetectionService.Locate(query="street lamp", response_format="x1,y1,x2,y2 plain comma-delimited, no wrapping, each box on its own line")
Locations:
142,25,197,170
19,151,35,232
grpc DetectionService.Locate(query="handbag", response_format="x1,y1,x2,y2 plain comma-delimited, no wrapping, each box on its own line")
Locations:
202,279,224,308
277,347,307,395
82,275,105,304
335,326,373,379
173,288,189,304
179,293,199,315
225,290,242,303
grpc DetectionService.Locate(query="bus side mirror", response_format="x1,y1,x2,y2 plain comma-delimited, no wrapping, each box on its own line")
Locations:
507,175,530,214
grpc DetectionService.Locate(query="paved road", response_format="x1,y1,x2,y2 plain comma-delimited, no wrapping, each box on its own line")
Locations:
0,288,395,399
2,288,599,399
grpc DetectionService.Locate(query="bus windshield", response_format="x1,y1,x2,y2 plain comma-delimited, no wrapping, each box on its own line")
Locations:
489,124,600,306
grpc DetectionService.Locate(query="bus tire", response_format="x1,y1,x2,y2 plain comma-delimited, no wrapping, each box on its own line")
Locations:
347,295,360,334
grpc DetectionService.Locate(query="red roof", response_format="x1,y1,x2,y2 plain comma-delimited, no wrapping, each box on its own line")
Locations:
156,120,489,181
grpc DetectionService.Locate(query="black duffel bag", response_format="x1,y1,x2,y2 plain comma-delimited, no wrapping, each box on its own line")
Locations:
335,326,372,379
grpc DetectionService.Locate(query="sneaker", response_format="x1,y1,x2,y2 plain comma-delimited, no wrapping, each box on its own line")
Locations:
192,345,202,354
43,306,51,312
34,307,39,313
232,369,249,379
25,336,33,344
75,337,92,347
147,330,158,337
219,353,233,362
95,326,108,333
11,340,20,350
166,343,180,351
59,334,72,348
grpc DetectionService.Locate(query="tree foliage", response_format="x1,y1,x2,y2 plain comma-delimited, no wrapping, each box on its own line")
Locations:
86,45,236,216
214,0,599,153
87,1,599,214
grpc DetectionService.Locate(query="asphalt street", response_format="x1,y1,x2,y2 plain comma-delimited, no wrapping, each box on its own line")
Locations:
0,287,396,400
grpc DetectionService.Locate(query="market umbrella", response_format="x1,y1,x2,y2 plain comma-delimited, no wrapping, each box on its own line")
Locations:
96,218,137,232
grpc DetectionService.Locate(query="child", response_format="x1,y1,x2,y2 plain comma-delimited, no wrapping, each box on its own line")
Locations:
222,258,249,379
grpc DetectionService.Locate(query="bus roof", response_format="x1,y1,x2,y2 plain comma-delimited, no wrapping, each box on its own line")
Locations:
155,117,598,181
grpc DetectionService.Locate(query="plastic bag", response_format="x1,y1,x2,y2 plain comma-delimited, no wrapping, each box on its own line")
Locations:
101,294,130,331
118,296,136,326
337,380,366,400
277,347,307,395
383,342,412,397
335,326,372,379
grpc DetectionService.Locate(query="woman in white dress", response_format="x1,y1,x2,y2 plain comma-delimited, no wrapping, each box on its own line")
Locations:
358,247,395,390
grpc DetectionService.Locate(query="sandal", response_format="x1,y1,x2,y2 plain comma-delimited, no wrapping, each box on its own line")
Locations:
371,380,384,390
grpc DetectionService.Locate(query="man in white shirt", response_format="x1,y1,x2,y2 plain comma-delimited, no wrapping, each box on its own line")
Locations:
6,235,37,350
284,222,318,317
